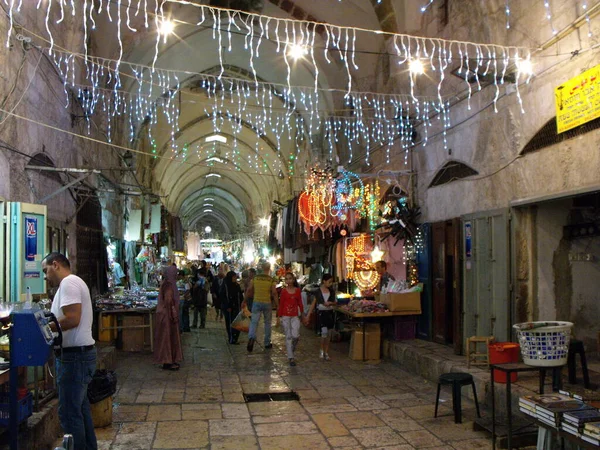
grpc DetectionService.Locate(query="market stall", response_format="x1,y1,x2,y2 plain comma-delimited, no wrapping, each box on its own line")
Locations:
94,288,158,352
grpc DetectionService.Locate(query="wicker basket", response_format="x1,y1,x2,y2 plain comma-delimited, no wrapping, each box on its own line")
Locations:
513,321,573,367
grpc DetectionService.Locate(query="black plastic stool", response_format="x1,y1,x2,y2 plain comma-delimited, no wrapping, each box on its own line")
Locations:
568,339,591,389
434,373,481,424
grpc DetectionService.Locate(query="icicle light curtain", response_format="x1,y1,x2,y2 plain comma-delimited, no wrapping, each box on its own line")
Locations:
4,1,531,165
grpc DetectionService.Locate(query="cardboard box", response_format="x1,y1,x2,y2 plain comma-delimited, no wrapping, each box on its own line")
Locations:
98,315,116,342
380,291,422,313
349,324,381,361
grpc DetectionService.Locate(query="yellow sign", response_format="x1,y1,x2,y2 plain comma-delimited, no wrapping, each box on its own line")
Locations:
555,64,600,134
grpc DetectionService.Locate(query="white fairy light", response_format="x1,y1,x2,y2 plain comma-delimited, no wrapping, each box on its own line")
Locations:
544,0,557,35
288,42,308,60
582,0,593,37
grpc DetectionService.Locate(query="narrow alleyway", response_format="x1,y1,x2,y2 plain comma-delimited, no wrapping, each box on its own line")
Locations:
99,315,491,450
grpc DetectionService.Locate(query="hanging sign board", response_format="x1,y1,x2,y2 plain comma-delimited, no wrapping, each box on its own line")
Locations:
555,63,600,134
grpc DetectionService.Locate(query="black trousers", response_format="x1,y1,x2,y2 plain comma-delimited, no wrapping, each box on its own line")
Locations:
224,309,241,343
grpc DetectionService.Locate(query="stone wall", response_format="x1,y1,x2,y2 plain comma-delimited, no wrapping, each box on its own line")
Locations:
0,6,125,269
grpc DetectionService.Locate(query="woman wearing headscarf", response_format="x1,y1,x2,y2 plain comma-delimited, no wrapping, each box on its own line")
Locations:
154,264,183,370
221,270,243,345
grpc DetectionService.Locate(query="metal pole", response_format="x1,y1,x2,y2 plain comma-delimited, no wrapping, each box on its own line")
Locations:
39,173,92,203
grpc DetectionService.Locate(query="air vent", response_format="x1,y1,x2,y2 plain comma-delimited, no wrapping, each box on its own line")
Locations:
521,116,600,155
429,161,478,188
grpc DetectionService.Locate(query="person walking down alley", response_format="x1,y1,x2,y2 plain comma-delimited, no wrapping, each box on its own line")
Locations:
192,268,209,328
222,271,243,344
305,274,337,361
42,252,98,450
246,262,278,352
154,264,183,370
278,272,304,366
212,265,226,321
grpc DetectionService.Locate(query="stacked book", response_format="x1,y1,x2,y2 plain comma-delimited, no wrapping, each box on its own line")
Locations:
562,410,600,446
519,393,594,427
520,393,600,446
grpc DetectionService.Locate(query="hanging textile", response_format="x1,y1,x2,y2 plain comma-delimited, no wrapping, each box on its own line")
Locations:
187,232,201,260
148,204,162,234
126,209,142,242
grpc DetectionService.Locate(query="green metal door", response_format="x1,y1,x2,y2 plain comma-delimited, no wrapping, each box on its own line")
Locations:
463,210,510,342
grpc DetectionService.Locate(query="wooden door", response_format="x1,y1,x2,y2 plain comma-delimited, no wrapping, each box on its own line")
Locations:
432,222,447,344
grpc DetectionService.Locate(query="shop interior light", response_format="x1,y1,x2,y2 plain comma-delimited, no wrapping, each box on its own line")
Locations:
243,250,255,263
204,226,212,233
262,247,270,257
268,256,276,265
203,209,213,213
259,217,270,227
205,134,227,143
288,43,308,60
204,198,214,201
206,156,224,163
408,59,425,75
205,173,221,178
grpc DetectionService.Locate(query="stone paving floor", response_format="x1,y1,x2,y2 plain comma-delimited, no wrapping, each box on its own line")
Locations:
99,312,491,449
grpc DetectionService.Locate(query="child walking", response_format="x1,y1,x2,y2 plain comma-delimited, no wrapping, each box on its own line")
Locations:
278,272,304,366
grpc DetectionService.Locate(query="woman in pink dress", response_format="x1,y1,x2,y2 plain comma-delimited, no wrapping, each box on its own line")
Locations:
153,264,183,370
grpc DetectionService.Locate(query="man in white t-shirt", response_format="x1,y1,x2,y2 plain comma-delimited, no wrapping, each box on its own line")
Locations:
42,252,97,450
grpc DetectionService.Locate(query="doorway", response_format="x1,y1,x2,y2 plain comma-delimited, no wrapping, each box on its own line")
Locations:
431,219,461,350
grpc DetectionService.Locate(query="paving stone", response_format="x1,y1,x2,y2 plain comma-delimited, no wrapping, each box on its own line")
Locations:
106,314,495,449
305,403,358,414
347,395,390,411
209,418,255,436
255,420,319,436
336,411,386,429
209,435,260,450
147,404,181,421
252,413,311,424
153,420,209,448
328,435,361,447
113,404,148,422
449,438,492,449
112,422,156,449
351,426,406,447
182,408,222,420
221,402,250,418
258,433,330,450
312,413,350,437
401,429,445,448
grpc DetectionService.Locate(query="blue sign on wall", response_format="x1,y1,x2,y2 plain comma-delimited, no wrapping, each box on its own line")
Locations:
465,221,472,258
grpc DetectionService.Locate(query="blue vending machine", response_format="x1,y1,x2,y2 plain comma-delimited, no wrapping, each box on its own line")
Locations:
8,305,57,450
7,202,47,302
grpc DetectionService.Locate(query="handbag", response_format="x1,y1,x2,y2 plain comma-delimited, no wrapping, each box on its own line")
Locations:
231,310,251,333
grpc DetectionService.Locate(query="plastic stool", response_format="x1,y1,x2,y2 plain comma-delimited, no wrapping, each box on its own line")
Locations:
434,373,481,424
567,339,591,389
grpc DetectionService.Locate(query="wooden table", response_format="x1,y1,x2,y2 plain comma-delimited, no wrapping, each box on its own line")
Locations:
334,308,421,361
97,308,155,351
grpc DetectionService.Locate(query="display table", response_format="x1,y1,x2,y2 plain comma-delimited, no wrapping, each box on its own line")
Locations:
334,308,421,361
535,415,600,450
488,363,565,450
97,308,155,352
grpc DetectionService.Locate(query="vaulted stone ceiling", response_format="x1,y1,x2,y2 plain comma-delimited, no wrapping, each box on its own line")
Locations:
118,0,395,238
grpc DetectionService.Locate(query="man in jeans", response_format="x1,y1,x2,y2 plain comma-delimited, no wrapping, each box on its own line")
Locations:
42,252,97,450
246,262,278,352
